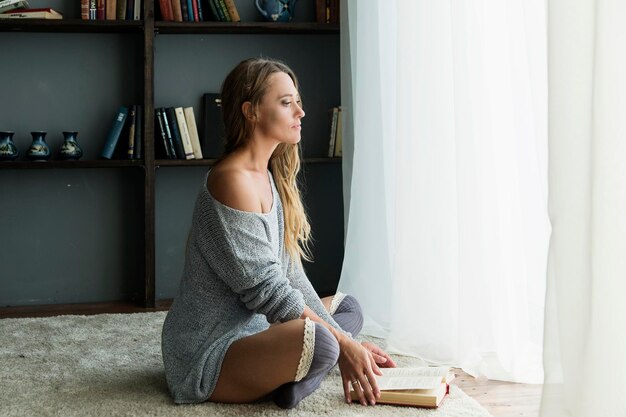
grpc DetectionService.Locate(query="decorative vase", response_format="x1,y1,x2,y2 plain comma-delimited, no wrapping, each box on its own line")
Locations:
58,131,83,160
27,131,51,161
255,0,298,22
0,131,19,161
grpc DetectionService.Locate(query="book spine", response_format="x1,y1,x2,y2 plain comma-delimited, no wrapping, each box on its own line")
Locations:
202,93,224,158
81,0,90,19
106,0,117,19
217,0,231,21
155,108,172,159
325,0,330,23
175,107,195,159
134,105,143,159
133,0,141,19
315,0,325,23
127,105,137,158
158,0,172,20
183,107,203,159
96,0,105,19
191,0,199,21
333,107,343,157
160,108,177,159
126,0,134,20
116,0,127,19
170,0,182,21
330,0,338,23
165,107,186,159
89,0,96,19
101,106,129,159
196,0,203,21
207,0,219,20
179,0,189,21
328,107,338,157
186,0,193,21
222,0,239,22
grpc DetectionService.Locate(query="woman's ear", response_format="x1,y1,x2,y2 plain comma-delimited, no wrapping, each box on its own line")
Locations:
241,101,256,122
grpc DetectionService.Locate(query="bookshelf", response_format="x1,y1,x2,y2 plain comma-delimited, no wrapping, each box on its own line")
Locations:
0,0,343,314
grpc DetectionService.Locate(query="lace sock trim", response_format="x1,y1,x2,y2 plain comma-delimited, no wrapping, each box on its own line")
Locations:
294,317,316,382
329,291,347,315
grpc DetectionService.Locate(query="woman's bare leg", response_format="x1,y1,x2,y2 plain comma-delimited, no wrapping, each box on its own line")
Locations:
209,319,307,403
321,296,334,312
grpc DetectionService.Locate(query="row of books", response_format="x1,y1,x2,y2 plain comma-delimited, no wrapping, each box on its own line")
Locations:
158,0,239,22
101,105,144,159
80,0,141,20
315,0,339,24
327,106,342,157
155,107,203,160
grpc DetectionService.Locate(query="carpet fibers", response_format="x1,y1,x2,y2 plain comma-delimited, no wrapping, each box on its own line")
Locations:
0,312,491,417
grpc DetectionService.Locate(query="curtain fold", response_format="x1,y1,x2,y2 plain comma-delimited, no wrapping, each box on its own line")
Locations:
541,0,626,415
338,0,549,383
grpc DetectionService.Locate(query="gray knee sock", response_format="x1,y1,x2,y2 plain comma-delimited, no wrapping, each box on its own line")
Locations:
332,295,364,337
273,323,339,409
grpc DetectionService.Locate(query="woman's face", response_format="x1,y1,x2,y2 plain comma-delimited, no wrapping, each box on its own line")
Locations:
253,71,305,145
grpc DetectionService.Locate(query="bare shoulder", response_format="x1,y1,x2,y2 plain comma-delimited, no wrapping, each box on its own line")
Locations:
207,166,262,213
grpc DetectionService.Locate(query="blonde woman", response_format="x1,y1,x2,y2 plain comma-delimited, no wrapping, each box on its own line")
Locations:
161,57,396,409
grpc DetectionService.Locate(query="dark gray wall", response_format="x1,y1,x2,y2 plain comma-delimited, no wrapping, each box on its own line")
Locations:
0,0,344,307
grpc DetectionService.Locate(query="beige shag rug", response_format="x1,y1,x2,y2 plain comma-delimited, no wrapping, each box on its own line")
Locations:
0,312,492,417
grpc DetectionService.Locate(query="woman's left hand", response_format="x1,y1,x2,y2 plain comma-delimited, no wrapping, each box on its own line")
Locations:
361,342,397,370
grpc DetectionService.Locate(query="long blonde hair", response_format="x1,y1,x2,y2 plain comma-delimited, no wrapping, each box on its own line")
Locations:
216,57,313,266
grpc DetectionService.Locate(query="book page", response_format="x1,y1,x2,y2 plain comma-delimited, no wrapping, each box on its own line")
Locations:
376,367,451,391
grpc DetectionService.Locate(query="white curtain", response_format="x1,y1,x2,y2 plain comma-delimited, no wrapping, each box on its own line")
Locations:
338,0,549,383
541,0,626,415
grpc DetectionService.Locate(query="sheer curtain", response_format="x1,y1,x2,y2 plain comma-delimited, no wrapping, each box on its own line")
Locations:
541,0,626,415
338,0,549,383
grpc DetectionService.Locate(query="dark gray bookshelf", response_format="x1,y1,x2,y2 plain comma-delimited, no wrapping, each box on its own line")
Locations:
0,0,343,314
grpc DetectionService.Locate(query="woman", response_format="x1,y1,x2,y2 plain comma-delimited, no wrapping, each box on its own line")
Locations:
161,57,396,409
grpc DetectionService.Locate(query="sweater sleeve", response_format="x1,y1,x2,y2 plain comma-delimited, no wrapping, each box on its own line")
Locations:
195,201,305,324
285,254,353,339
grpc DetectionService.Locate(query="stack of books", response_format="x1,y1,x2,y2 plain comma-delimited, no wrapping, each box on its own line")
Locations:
154,107,203,160
100,105,144,160
158,0,239,22
0,0,63,19
80,0,142,20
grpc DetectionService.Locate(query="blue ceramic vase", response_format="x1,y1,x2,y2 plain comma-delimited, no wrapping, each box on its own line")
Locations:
27,131,51,161
255,0,297,22
0,131,19,161
58,131,83,160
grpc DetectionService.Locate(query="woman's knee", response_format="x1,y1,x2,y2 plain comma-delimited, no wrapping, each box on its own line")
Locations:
332,294,364,337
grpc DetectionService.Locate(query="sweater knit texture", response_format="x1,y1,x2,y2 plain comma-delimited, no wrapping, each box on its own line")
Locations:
161,169,347,404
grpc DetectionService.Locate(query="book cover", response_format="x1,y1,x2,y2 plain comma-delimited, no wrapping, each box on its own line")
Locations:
202,93,225,158
174,107,195,159
349,367,454,408
134,105,143,159
155,108,173,159
0,0,30,13
127,105,137,159
100,106,129,159
183,106,203,159
160,107,178,159
165,107,186,159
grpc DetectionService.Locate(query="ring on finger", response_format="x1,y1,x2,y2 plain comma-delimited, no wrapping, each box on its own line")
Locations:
351,379,359,386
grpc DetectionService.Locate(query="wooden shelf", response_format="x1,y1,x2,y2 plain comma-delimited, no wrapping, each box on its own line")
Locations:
0,299,172,319
0,160,144,169
0,19,144,33
155,21,339,35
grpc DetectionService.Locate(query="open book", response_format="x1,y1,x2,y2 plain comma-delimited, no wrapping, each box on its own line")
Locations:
350,366,455,408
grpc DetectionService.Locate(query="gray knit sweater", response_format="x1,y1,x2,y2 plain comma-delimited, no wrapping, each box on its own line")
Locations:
161,169,347,404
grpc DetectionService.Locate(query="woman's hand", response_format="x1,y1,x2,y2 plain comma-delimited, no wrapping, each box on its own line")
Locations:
361,341,397,368
337,337,381,406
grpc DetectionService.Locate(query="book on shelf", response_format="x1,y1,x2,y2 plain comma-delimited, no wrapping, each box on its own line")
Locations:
100,106,129,159
165,107,186,159
334,106,342,157
126,105,137,159
327,106,338,157
89,0,96,20
96,0,104,19
81,0,89,19
202,93,225,158
116,0,126,19
133,0,141,20
170,0,182,22
183,106,203,159
349,366,455,408
223,0,239,21
0,8,62,19
0,0,29,14
155,108,174,159
174,107,195,159
106,0,116,20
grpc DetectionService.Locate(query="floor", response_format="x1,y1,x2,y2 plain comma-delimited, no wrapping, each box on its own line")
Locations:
452,369,542,417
